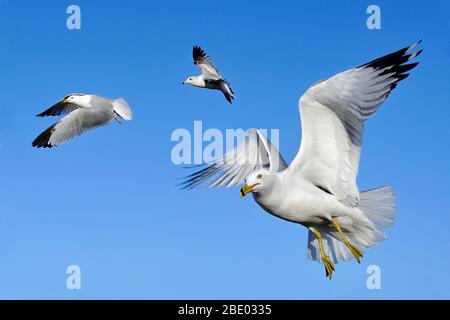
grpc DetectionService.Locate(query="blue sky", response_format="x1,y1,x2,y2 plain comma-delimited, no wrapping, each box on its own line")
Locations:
0,0,449,299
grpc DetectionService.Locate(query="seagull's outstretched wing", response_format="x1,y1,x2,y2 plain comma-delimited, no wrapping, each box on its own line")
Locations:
290,41,422,206
193,46,222,80
181,129,287,189
32,109,111,148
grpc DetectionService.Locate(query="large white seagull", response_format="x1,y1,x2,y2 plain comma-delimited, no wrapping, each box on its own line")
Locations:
182,41,422,279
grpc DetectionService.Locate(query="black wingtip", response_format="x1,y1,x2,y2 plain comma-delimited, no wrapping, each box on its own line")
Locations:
193,45,209,62
36,108,53,117
413,49,423,59
223,91,234,104
350,41,422,109
357,41,423,70
219,79,234,104
32,123,57,148
193,45,202,55
193,45,204,51
35,100,76,117
411,39,423,49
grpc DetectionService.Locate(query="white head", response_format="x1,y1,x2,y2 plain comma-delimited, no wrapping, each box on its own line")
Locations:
182,76,204,87
62,93,92,108
240,168,276,198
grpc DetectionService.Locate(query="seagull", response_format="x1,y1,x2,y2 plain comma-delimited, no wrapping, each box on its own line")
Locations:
183,46,235,103
181,41,422,279
32,93,132,148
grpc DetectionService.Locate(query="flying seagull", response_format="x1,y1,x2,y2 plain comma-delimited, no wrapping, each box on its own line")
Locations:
183,46,235,103
32,93,132,148
181,41,422,279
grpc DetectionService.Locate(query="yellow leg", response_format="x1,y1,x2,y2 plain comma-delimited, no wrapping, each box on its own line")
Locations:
115,116,122,125
331,219,363,263
309,227,335,280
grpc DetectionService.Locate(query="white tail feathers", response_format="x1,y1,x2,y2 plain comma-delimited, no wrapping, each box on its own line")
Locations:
113,98,133,121
359,185,396,229
307,185,396,264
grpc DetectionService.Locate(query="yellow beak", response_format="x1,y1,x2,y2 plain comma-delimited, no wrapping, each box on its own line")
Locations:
240,183,256,198
61,98,70,104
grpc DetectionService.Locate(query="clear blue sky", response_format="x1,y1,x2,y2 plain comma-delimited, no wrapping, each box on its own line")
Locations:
0,0,449,299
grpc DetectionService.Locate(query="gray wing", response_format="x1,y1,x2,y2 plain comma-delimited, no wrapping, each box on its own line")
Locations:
193,46,222,80
180,129,287,189
32,109,113,148
290,41,422,206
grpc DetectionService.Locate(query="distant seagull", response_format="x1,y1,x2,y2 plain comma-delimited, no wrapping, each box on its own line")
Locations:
183,46,235,103
182,41,422,279
32,93,132,148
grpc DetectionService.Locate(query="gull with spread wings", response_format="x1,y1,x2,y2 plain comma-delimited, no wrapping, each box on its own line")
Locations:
181,41,422,279
183,46,235,103
32,93,132,148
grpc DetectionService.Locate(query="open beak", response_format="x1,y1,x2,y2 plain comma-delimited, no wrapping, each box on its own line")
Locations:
240,183,258,198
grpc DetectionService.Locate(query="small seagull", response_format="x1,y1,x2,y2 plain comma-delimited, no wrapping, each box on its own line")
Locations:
32,93,132,148
183,46,235,104
181,41,422,279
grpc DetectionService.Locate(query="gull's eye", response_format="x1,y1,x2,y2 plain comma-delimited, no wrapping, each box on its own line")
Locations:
257,174,263,179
